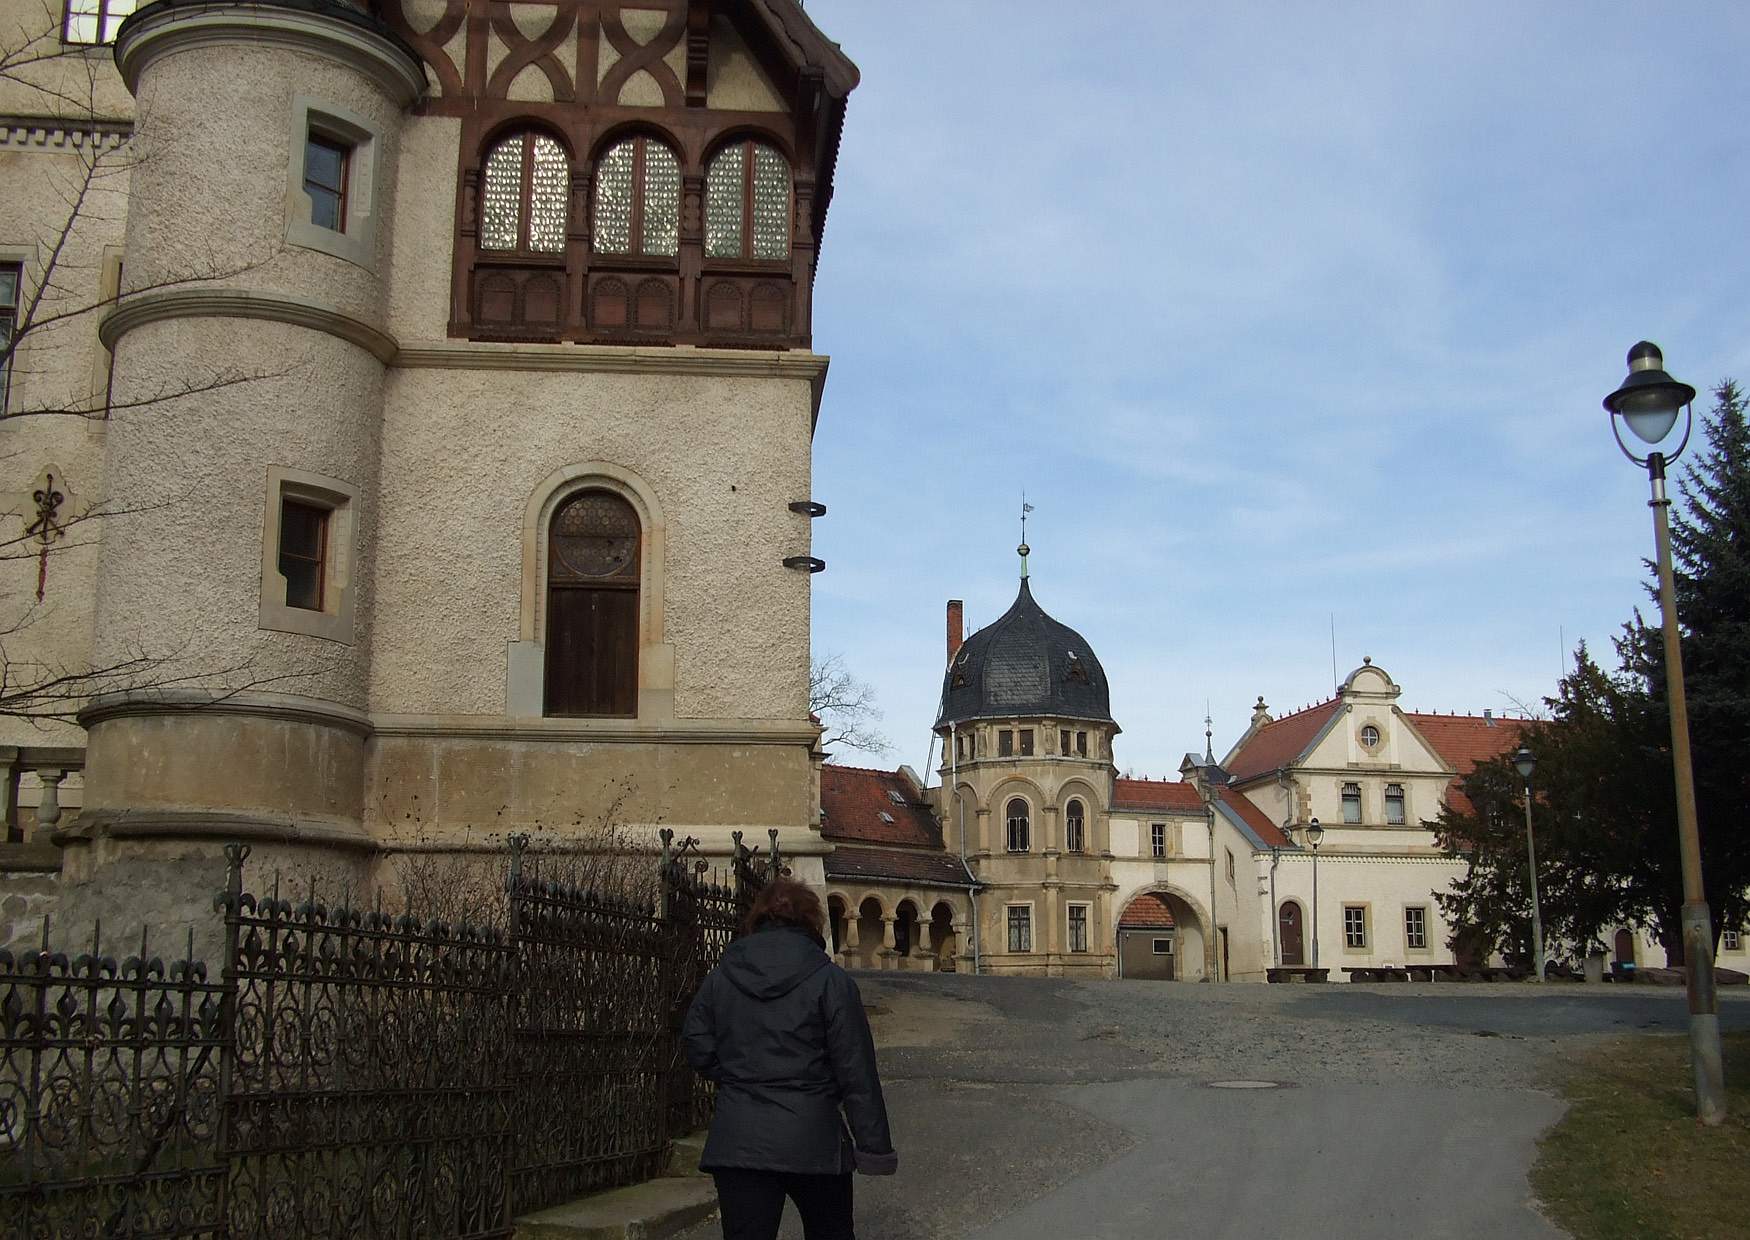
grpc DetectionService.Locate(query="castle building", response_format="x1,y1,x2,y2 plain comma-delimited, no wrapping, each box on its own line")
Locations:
0,0,858,949
814,552,1562,981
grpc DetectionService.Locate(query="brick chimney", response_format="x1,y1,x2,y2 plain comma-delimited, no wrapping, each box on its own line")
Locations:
946,599,964,662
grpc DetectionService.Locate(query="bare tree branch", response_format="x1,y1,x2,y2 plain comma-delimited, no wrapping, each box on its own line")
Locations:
809,652,890,760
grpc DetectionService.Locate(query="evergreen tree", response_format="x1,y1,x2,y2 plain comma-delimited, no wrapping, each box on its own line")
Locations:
1435,382,1750,964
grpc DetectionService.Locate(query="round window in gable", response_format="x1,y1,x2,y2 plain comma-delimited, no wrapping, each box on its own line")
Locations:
1360,724,1381,748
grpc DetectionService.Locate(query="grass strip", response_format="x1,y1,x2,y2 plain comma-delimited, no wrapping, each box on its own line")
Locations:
1532,1031,1750,1240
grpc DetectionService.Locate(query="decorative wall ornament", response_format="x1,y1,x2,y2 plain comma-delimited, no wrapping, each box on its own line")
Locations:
25,469,65,603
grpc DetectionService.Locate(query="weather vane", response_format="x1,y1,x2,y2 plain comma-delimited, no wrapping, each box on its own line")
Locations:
1018,492,1034,579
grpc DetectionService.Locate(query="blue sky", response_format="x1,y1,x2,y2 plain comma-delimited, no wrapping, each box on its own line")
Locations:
802,2,1750,777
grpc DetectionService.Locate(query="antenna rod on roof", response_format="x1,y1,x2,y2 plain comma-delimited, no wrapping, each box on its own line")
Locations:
1330,614,1339,695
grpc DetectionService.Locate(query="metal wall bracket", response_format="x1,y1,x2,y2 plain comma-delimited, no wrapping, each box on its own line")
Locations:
788,500,827,517
782,555,826,573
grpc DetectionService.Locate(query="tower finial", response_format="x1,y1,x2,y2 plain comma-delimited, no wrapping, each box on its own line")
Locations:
1204,702,1214,763
1018,493,1034,579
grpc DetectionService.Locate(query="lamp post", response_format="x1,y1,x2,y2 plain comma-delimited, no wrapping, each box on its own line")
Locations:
1306,817,1324,970
1513,746,1545,982
1604,341,1726,1125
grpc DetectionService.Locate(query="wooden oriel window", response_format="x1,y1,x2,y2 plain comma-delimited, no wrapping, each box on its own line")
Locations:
704,140,790,260
63,0,136,45
592,135,680,257
481,130,570,254
304,134,350,233
1065,799,1085,853
278,499,329,612
545,490,640,717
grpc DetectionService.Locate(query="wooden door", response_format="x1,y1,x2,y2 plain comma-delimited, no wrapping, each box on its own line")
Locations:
1279,901,1305,966
545,587,638,715
1614,928,1636,965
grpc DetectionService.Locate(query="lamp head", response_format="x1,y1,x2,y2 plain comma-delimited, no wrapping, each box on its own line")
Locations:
1513,745,1536,782
1604,341,1696,446
1306,817,1324,849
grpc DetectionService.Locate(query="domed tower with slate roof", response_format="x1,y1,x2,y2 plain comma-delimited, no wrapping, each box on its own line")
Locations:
933,545,1121,976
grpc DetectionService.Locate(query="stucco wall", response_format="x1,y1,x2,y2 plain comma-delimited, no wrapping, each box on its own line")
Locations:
370,365,814,721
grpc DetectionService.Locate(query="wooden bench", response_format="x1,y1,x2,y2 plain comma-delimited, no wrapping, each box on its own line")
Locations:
1342,966,1411,983
1266,966,1330,983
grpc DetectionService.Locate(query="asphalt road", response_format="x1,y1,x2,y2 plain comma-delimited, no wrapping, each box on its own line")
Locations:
676,975,1750,1239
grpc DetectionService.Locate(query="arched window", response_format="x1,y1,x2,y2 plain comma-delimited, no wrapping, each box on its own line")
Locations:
544,490,640,716
704,140,790,260
593,135,681,257
1065,799,1085,853
1005,798,1030,853
480,130,569,253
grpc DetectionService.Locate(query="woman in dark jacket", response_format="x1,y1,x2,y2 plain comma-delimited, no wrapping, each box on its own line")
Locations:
682,878,897,1240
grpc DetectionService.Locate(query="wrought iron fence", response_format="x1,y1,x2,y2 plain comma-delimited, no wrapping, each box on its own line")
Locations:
0,829,780,1239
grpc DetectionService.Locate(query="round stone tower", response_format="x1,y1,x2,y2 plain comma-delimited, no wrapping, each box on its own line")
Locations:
59,1,425,934
935,562,1120,976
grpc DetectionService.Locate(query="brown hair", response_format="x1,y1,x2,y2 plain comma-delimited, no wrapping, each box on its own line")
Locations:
743,877,826,942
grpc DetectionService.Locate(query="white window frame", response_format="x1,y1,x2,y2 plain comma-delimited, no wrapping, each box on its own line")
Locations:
1066,901,1091,954
1006,903,1033,953
1152,936,1174,956
1341,781,1363,824
1385,782,1406,825
1065,799,1085,853
62,0,137,46
1225,847,1236,887
1005,798,1031,853
1343,903,1369,950
0,256,21,415
1404,905,1428,951
259,465,358,644
1150,822,1166,858
286,98,383,269
1724,928,1742,952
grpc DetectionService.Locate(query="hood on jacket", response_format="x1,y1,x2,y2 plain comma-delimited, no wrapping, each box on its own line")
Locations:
720,925,831,1000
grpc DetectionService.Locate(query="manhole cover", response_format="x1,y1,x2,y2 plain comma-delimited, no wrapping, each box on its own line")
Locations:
1207,1079,1282,1090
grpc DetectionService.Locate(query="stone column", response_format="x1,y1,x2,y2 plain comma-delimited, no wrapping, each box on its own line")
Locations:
975,807,992,856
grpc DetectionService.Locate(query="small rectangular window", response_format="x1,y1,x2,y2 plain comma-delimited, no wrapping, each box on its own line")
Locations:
1405,906,1428,950
1060,729,1071,754
1019,729,1034,756
1068,904,1089,953
1007,906,1032,953
1225,848,1236,886
304,134,351,232
63,0,137,45
0,262,19,413
1076,731,1088,757
278,498,329,611
1152,937,1173,955
1342,782,1362,824
1344,905,1368,949
1724,929,1741,952
1385,783,1406,825
1151,823,1166,859
998,730,1013,757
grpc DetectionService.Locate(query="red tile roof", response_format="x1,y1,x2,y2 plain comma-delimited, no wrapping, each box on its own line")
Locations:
1112,777,1205,813
1118,893,1176,928
824,846,974,888
1218,788,1292,848
1405,712,1528,816
1225,699,1342,783
819,764,942,848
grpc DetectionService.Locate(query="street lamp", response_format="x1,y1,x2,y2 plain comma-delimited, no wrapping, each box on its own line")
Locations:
1604,341,1726,1125
1513,746,1545,983
1306,817,1324,970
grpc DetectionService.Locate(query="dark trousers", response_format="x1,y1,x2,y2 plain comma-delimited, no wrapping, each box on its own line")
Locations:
712,1169,855,1240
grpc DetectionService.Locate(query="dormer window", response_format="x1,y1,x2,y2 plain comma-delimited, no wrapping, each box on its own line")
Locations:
593,135,681,257
886,789,905,805
1067,651,1089,683
705,140,791,259
481,131,569,254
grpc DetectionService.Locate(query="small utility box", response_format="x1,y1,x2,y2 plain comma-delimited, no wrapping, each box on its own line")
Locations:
1584,950,1606,984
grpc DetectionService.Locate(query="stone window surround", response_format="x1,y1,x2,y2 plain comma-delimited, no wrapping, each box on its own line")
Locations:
258,465,357,644
1343,902,1371,952
1150,822,1167,859
1066,900,1092,953
1004,796,1031,853
1404,904,1431,952
285,96,382,270
1151,935,1174,955
510,462,672,721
